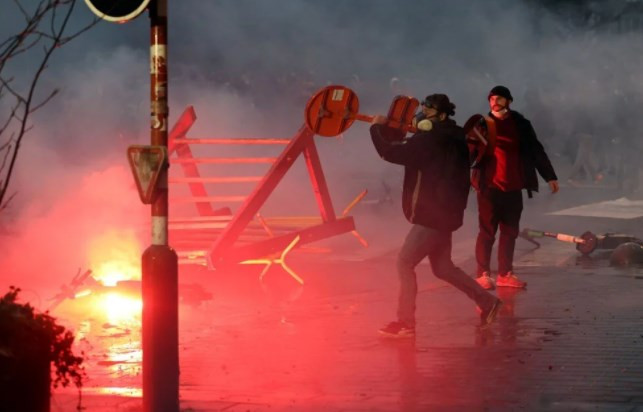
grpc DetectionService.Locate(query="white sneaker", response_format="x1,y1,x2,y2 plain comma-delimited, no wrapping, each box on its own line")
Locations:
476,271,496,290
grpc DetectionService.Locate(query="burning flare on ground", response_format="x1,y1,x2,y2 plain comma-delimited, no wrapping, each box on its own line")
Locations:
101,292,142,324
87,230,142,286
64,230,145,323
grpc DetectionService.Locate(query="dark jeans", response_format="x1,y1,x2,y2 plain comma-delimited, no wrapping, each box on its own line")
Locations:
475,188,523,276
397,224,495,327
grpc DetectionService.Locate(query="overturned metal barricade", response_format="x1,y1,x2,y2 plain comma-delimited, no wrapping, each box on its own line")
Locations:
167,105,365,271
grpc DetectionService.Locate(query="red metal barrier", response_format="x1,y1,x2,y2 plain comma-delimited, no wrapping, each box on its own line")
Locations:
167,107,358,269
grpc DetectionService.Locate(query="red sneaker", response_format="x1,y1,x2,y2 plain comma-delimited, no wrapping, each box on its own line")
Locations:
496,271,527,288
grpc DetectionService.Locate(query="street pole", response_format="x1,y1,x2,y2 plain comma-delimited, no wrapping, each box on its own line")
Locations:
142,0,179,411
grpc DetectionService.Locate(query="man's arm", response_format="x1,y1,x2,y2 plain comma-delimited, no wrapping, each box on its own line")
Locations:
370,121,426,167
526,121,558,191
529,123,558,182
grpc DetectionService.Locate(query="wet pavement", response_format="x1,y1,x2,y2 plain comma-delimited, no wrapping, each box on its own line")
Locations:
50,208,643,412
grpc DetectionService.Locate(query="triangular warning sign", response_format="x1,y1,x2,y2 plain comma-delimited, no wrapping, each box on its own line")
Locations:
127,145,167,204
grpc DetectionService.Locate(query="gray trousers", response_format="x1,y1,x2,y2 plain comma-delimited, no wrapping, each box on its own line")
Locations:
397,224,495,327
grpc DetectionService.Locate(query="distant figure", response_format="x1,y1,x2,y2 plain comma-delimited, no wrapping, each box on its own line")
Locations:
370,93,502,338
610,102,642,196
523,87,556,154
567,117,602,186
471,86,559,290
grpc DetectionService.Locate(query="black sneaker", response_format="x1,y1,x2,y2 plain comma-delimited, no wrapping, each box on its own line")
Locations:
479,298,503,328
378,321,415,338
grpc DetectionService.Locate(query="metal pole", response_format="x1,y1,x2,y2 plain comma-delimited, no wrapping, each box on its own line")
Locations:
143,0,179,411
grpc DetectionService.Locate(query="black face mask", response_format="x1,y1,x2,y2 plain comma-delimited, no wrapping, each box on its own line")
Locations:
416,107,442,121
418,112,442,123
414,112,426,123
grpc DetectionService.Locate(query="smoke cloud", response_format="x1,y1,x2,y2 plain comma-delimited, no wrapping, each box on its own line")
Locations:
2,0,643,300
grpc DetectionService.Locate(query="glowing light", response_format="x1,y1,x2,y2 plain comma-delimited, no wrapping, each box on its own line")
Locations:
108,347,142,364
87,230,142,286
101,292,142,324
74,289,92,299
102,342,142,378
91,387,142,398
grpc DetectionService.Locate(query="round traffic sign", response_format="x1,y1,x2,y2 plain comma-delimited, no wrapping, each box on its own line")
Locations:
84,0,151,23
463,114,497,167
304,85,359,137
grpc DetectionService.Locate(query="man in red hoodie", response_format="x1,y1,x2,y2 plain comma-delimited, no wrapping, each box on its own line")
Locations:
472,86,559,290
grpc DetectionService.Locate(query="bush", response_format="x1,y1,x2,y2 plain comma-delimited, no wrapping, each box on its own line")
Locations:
0,287,84,411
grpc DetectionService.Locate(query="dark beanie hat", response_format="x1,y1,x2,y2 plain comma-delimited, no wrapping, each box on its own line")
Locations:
488,85,513,101
422,94,456,116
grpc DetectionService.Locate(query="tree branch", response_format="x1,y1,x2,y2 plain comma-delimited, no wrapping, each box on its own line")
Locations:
29,88,59,113
0,77,26,104
0,142,12,172
0,192,18,212
0,0,96,211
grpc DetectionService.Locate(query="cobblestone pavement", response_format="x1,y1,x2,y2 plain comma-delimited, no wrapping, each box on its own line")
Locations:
51,223,643,412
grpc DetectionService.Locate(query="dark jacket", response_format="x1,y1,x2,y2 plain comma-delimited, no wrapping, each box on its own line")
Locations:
470,110,557,196
370,120,471,232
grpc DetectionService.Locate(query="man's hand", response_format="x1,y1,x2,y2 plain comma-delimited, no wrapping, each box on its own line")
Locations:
548,180,559,193
372,115,388,125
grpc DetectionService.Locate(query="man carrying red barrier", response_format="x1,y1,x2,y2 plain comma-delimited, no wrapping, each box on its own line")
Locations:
472,86,559,290
370,94,502,338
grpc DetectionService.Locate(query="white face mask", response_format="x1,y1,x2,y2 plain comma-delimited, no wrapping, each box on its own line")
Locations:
492,107,508,117
417,119,433,131
490,99,509,117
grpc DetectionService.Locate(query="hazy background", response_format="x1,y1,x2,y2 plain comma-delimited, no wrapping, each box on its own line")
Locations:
2,0,643,300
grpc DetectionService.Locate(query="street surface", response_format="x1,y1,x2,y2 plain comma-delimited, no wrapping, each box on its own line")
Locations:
51,184,643,411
